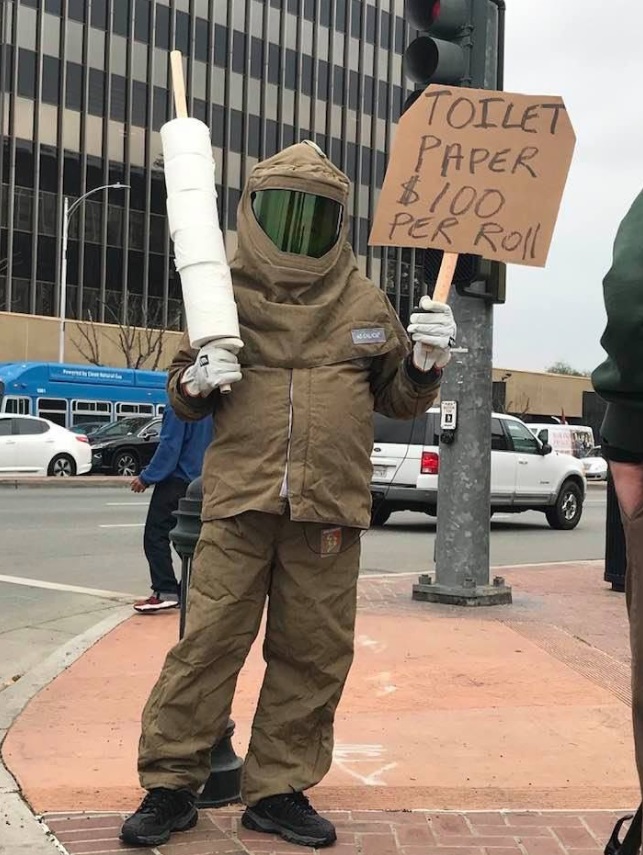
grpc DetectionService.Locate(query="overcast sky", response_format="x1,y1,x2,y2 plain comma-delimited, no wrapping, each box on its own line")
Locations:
493,0,643,373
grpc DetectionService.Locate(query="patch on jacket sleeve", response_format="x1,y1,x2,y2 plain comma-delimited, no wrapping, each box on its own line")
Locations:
320,527,343,556
351,328,386,345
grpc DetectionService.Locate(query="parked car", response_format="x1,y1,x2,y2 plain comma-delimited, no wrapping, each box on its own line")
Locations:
69,421,106,438
581,446,608,481
370,409,586,530
0,414,92,476
89,416,162,476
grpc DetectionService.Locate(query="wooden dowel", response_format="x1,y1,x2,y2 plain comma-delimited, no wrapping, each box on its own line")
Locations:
433,252,458,303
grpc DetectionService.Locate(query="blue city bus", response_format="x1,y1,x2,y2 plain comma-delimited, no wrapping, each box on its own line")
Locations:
0,362,168,429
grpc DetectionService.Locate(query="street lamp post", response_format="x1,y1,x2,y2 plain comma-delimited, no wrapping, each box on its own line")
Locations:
58,182,129,363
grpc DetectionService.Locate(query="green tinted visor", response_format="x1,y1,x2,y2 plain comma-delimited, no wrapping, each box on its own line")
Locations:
251,189,343,259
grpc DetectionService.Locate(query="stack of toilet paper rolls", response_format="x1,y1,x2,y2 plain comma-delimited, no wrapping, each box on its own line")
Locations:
160,116,242,354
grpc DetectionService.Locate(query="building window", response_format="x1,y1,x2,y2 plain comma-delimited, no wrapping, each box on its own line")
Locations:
195,17,209,62
268,43,280,85
134,0,150,42
381,11,391,49
232,31,246,74
88,68,106,116
17,49,36,100
317,59,328,98
90,0,107,30
230,109,243,153
65,61,83,111
248,114,261,158
42,56,61,106
285,49,297,89
302,54,313,96
113,1,129,37
351,0,362,37
155,3,170,50
68,0,85,23
175,10,190,54
366,5,377,43
333,65,344,105
132,81,147,127
395,16,406,54
320,0,331,27
214,25,227,67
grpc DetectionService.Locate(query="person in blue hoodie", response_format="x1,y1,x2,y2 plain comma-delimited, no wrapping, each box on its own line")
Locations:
131,402,213,613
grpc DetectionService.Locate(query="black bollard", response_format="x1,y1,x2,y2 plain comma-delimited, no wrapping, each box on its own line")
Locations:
604,470,627,593
170,477,243,808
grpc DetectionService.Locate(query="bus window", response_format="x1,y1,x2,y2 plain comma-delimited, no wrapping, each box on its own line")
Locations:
37,397,68,427
71,399,112,426
116,402,154,419
156,403,166,416
2,396,31,415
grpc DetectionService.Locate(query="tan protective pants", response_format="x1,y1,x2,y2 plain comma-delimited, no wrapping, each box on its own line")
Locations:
137,511,361,805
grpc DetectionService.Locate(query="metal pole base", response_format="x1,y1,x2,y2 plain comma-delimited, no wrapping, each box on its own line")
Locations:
197,719,243,808
412,574,513,607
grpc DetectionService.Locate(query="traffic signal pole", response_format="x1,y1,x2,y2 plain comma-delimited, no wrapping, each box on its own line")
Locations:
411,0,512,606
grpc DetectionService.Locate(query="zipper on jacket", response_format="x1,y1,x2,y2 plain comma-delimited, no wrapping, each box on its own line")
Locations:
279,371,294,499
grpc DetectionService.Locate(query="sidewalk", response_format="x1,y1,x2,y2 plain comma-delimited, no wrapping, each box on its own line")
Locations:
0,476,129,489
2,561,638,854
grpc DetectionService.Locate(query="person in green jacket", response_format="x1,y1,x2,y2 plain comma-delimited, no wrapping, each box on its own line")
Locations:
593,189,643,818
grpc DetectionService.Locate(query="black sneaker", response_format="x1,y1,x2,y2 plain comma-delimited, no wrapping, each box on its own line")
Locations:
242,792,337,848
120,787,198,847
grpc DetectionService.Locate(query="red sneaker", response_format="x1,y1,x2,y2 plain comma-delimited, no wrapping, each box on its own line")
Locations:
134,595,179,614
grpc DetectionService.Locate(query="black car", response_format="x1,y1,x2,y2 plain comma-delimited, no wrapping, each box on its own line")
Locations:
89,416,162,476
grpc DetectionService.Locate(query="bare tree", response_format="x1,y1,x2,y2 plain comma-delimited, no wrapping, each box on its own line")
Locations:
72,301,181,370
73,310,103,365
546,360,590,377
504,395,531,420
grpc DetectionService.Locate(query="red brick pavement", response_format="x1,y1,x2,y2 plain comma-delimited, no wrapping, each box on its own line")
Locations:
40,807,628,855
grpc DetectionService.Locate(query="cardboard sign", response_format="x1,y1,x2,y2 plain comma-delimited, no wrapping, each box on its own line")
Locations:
369,86,576,267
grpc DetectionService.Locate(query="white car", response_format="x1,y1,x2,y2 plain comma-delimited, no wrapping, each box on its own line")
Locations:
0,414,92,476
581,446,608,481
371,409,587,530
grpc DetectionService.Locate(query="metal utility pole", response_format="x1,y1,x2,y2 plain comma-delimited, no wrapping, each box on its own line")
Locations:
58,183,129,363
401,0,512,606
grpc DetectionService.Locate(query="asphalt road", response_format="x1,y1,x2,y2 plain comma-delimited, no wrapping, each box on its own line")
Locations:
0,484,607,688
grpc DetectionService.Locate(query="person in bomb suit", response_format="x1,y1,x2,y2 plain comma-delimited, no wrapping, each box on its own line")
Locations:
121,142,455,849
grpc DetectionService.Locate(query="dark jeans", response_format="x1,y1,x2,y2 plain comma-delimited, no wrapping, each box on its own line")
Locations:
144,477,189,595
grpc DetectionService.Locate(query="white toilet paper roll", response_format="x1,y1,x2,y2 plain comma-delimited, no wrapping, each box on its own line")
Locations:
161,116,240,350
180,263,241,348
167,190,218,233
161,118,213,160
164,156,216,196
172,225,226,269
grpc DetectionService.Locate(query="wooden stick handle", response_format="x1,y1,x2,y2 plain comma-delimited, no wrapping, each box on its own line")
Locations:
433,252,458,304
170,51,188,118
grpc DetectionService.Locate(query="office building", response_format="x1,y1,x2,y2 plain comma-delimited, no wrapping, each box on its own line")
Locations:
0,0,410,364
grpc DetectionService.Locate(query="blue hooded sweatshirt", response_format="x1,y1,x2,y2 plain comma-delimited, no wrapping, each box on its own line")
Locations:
139,404,213,486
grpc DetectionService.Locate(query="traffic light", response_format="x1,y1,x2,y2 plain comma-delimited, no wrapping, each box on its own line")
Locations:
404,0,470,88
402,0,505,302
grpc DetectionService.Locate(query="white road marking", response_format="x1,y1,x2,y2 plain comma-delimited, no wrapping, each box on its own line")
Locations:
367,672,398,696
0,574,131,600
99,523,145,528
356,634,387,653
333,743,397,786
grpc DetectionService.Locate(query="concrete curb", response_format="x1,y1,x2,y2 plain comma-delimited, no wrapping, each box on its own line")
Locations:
0,606,132,854
0,477,130,489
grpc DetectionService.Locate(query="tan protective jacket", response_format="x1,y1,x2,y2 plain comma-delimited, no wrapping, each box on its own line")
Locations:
168,143,440,528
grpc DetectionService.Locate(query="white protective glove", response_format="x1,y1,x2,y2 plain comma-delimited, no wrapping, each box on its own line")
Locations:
182,342,243,397
407,295,457,371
